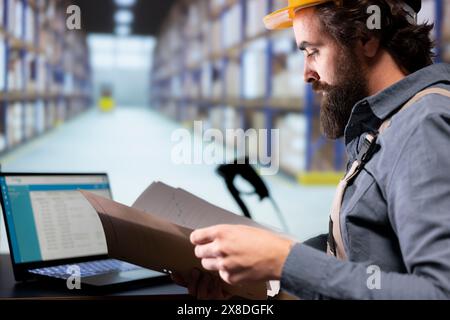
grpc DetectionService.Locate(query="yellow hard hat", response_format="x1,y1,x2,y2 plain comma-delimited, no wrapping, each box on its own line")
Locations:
263,0,340,30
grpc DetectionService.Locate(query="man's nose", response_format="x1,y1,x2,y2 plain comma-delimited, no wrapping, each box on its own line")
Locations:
304,65,320,83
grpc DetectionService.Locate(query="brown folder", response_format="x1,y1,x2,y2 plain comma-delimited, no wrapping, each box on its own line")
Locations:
80,182,274,300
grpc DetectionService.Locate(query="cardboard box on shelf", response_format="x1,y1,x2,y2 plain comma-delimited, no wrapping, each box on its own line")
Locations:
273,71,290,97
186,2,206,39
281,154,306,175
444,0,450,41
208,105,240,136
7,50,24,91
183,74,201,100
24,103,35,139
225,60,240,98
209,107,224,130
0,2,3,29
171,76,182,98
36,55,48,92
7,0,16,35
243,47,267,99
201,62,212,99
272,33,295,55
56,99,66,123
45,0,56,24
163,102,178,120
186,5,199,38
211,19,222,54
211,61,223,99
184,104,199,122
276,114,308,174
46,101,56,129
245,111,267,160
212,80,222,100
63,73,74,95
288,57,304,94
24,52,36,91
0,134,6,152
223,3,242,49
201,25,211,57
283,113,307,134
444,44,450,63
25,4,35,44
210,0,227,16
223,106,240,130
186,39,203,67
246,0,269,38
14,0,23,39
273,35,301,103
167,27,182,55
7,103,23,147
35,100,45,134
274,80,304,101
220,106,244,150
249,111,266,130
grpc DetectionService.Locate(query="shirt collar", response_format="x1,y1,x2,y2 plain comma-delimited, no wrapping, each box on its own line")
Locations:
344,63,450,145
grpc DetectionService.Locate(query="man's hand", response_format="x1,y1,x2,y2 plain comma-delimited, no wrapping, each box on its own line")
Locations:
171,269,232,300
190,225,294,285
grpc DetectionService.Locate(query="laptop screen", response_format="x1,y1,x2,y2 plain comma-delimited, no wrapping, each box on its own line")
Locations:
0,174,111,264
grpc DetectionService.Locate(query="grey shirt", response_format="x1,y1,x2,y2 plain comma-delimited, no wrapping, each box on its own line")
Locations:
281,63,450,300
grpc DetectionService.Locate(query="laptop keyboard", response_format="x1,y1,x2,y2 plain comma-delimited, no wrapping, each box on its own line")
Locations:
29,259,142,279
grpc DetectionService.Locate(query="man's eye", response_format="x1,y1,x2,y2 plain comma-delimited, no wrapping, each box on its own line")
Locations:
307,50,318,57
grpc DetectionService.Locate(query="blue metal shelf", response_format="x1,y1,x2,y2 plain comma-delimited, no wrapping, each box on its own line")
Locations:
435,0,444,62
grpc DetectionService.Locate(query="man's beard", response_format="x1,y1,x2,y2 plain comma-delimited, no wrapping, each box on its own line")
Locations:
313,49,369,140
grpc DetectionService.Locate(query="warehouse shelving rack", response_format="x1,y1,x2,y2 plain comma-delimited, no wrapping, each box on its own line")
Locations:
151,0,344,184
0,0,92,156
151,0,449,185
150,0,349,184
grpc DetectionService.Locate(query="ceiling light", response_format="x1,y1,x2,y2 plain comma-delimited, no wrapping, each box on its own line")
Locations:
114,10,134,24
115,25,131,36
114,0,137,7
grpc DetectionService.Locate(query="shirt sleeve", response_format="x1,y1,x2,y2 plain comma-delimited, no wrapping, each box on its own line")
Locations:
281,111,450,300
303,234,328,252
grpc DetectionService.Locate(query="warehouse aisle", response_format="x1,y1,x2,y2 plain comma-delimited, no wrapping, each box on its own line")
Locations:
0,106,335,253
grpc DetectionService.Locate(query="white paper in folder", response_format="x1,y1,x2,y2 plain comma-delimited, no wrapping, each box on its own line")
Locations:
81,182,283,300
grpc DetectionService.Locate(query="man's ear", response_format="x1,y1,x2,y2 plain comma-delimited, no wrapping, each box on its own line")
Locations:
361,36,380,58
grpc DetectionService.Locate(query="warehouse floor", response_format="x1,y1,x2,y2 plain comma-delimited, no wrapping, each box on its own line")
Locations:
0,106,335,253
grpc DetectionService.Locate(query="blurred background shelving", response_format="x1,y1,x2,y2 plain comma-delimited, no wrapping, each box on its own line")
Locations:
0,0,92,154
1,0,446,183
151,0,450,184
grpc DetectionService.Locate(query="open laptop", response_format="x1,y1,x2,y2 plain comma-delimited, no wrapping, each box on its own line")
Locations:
0,173,167,287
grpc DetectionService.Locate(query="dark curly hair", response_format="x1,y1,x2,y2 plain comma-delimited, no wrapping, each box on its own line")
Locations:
315,0,435,74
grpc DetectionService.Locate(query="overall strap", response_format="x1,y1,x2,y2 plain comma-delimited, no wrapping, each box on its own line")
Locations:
379,87,450,134
327,87,450,260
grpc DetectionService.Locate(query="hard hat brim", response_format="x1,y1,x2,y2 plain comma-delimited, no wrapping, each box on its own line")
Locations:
263,0,335,30
263,7,293,30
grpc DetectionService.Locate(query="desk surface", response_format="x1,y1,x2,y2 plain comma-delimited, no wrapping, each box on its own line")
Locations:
0,254,189,300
